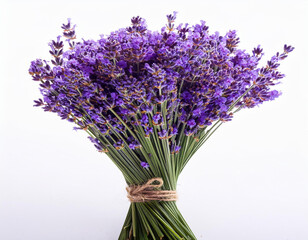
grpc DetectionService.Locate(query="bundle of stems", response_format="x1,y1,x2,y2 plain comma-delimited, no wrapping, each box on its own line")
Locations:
80,87,247,239
29,12,293,239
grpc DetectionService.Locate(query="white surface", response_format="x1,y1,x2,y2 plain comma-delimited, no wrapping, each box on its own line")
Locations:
0,0,307,239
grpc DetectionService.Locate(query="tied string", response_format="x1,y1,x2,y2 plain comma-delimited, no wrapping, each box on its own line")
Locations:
126,178,177,202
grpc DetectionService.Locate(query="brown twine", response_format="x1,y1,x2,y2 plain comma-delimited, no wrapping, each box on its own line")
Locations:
126,178,177,202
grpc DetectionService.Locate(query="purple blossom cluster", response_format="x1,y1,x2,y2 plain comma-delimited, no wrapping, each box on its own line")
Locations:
29,13,293,168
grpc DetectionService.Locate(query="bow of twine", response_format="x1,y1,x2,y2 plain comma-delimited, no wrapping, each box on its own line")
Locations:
126,178,177,202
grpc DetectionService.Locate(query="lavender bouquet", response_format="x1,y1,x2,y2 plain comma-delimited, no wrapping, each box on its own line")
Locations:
29,12,293,240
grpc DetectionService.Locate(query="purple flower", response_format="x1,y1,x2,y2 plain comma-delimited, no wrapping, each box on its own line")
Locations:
129,140,141,149
284,44,294,53
192,108,202,117
113,140,124,150
269,90,281,100
181,91,192,101
152,113,161,125
158,129,168,139
33,99,44,107
141,114,148,125
140,104,153,113
170,127,178,136
171,144,181,154
141,161,150,169
144,127,153,137
175,145,181,153
117,60,127,69
187,119,196,128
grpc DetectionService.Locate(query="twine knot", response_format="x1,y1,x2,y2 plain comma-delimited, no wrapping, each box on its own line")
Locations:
126,178,177,202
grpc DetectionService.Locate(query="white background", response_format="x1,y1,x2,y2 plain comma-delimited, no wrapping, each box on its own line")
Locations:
0,0,307,239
